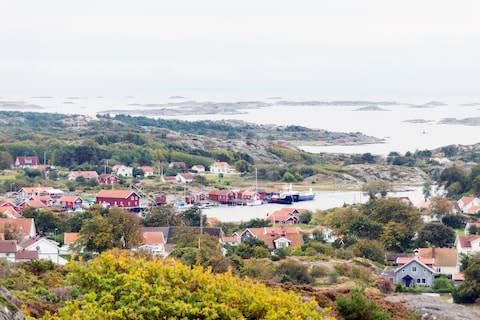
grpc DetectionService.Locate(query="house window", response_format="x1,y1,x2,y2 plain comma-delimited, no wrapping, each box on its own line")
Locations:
402,269,405,273
412,267,416,272
436,267,441,273
422,279,426,283
416,279,420,283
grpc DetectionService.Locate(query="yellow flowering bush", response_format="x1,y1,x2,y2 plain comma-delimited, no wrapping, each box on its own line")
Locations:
43,250,332,319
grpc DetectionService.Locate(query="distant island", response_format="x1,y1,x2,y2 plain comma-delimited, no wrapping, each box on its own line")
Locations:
439,117,480,126
354,106,389,111
404,119,434,124
169,95,186,99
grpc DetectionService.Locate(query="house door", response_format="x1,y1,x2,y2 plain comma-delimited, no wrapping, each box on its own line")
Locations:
403,275,413,288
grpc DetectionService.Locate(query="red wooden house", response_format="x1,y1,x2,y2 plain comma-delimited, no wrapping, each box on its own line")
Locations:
98,174,120,185
208,189,236,203
15,156,39,168
58,196,83,210
96,190,140,208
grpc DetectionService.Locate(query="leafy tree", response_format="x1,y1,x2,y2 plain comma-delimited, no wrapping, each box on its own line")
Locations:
180,206,207,226
239,218,271,229
52,250,329,319
0,151,13,170
416,222,456,248
143,205,182,227
229,237,269,259
336,289,390,320
473,175,480,197
362,181,391,199
22,208,63,234
422,180,432,200
352,240,385,264
234,160,251,173
429,196,451,217
441,215,465,229
453,253,480,303
299,210,312,224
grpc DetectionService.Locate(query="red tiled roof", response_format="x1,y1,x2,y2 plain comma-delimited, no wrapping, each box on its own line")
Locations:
142,231,165,245
267,208,305,222
139,166,154,173
96,190,137,199
0,207,21,218
396,256,434,265
64,233,80,245
15,250,39,260
0,218,34,235
246,227,303,249
59,196,82,203
417,248,458,267
0,240,17,253
458,235,480,248
20,187,53,194
394,257,435,273
19,236,42,248
16,156,39,166
460,197,477,206
466,205,480,214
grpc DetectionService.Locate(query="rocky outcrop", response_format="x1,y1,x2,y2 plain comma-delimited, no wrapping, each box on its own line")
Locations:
0,288,25,320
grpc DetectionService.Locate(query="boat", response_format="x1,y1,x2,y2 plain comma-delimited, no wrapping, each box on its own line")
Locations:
268,194,294,204
297,188,316,201
246,168,264,206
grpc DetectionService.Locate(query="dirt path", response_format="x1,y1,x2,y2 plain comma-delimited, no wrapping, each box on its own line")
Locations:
386,293,480,320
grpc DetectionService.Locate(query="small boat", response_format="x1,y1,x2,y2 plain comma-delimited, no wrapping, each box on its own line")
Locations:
297,188,316,201
246,199,263,206
268,194,294,204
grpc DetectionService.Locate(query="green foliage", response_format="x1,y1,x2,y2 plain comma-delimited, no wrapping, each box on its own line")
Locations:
432,276,454,293
22,208,64,234
276,259,313,285
336,289,390,320
352,240,385,264
416,223,456,248
441,215,465,229
452,253,480,303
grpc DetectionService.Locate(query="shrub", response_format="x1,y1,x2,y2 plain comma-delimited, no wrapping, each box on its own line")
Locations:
276,260,313,285
334,248,354,260
310,265,329,278
327,271,339,284
336,289,391,320
432,276,454,293
377,278,394,294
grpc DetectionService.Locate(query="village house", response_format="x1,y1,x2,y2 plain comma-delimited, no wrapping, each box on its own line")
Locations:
176,173,194,184
112,165,133,177
0,206,22,219
239,227,304,249
393,257,435,288
208,189,236,203
17,197,49,211
98,173,120,185
68,171,99,181
457,196,480,212
20,236,67,265
96,189,141,208
0,218,36,240
61,232,80,254
137,229,166,256
58,196,83,210
456,235,480,255
191,164,205,173
303,226,337,244
209,161,234,175
266,208,305,225
138,166,155,177
14,156,39,169
0,240,20,262
415,247,459,275
464,205,480,215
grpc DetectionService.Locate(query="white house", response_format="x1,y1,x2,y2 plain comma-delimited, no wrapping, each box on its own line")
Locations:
112,165,134,177
20,237,68,265
415,248,459,276
456,235,480,256
176,173,194,184
138,230,166,256
0,218,36,241
191,165,205,173
0,240,20,262
210,161,234,175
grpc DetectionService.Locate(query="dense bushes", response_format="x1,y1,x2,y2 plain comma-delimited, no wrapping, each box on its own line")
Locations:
336,289,390,320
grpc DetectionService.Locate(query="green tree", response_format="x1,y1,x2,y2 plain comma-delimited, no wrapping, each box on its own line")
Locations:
453,253,480,303
0,151,13,170
22,207,63,234
180,206,207,226
416,222,456,247
143,205,181,227
422,180,432,200
352,240,385,264
432,276,454,293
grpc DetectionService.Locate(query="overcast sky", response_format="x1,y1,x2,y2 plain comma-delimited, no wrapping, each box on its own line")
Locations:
1,1,479,97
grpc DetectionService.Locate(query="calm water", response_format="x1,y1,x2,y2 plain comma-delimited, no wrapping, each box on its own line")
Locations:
203,186,424,222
